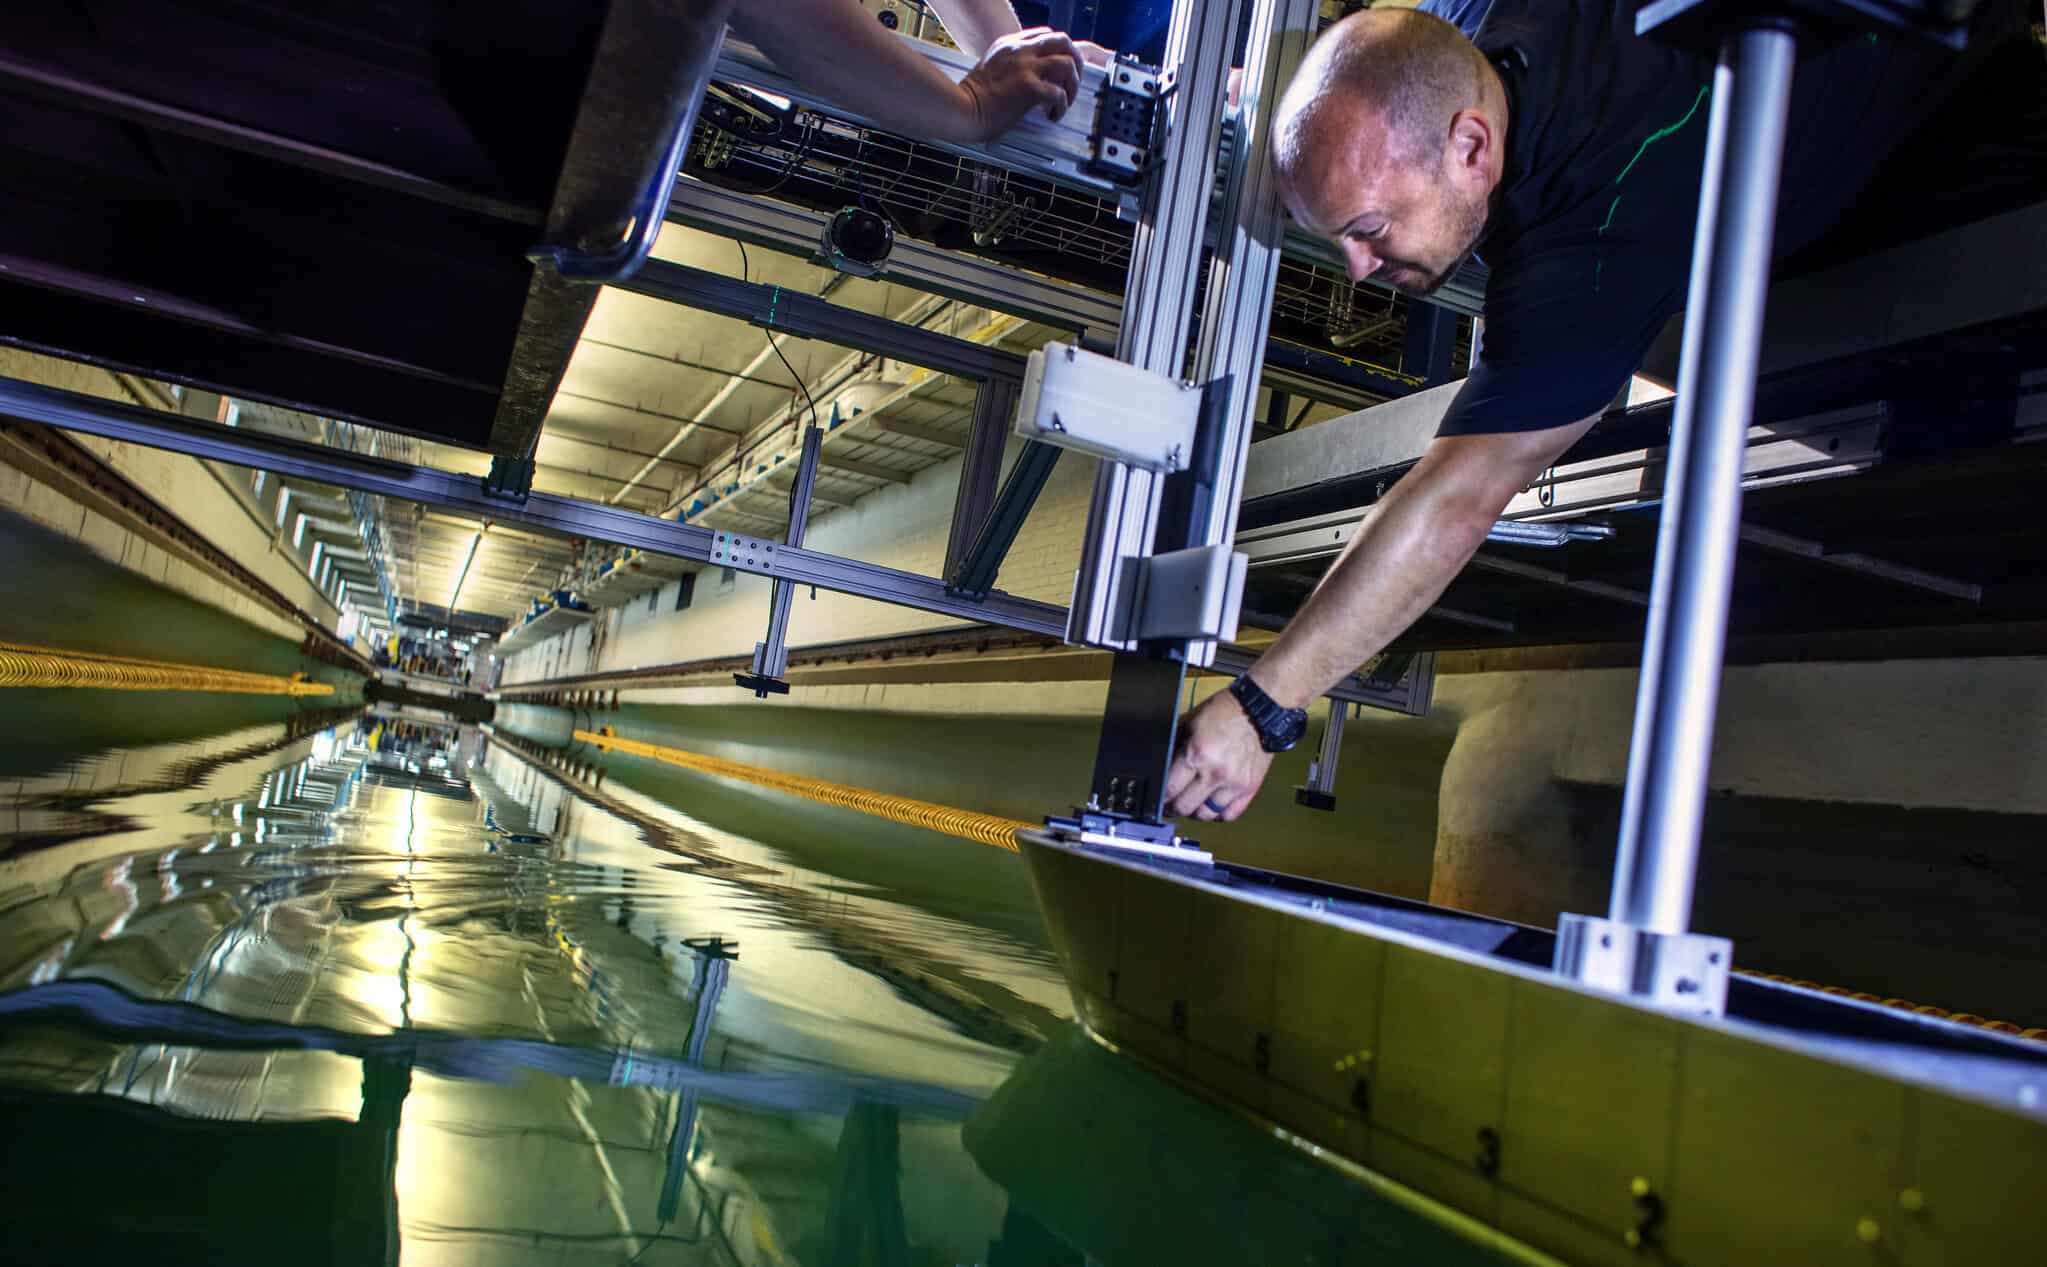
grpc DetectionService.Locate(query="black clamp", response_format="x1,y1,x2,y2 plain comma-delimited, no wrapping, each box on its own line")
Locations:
1087,55,1170,186
731,671,791,698
483,454,536,504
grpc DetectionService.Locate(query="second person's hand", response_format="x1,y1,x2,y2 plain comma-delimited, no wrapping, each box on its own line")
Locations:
958,26,1084,139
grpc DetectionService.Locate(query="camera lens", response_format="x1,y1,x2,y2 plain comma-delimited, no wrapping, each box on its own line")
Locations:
823,207,895,276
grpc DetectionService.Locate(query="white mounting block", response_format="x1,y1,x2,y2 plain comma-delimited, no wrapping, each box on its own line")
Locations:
1015,341,1202,472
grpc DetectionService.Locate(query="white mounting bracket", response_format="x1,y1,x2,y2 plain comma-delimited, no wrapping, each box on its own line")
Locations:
1122,544,1245,643
1554,913,1733,1017
1015,341,1202,472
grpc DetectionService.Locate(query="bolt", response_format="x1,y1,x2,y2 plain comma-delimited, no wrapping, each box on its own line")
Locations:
1675,978,1700,995
1856,1218,1882,1245
1898,1188,1925,1214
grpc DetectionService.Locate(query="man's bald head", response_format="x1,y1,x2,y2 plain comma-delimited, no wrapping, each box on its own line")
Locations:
1270,8,1503,296
1275,8,1490,179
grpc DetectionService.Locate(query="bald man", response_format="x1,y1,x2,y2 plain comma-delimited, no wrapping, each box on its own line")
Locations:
1165,0,2044,823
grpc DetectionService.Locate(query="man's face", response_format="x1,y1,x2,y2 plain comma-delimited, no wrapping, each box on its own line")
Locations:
1281,109,1488,298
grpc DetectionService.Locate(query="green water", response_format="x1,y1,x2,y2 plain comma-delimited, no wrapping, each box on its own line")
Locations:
0,697,1519,1266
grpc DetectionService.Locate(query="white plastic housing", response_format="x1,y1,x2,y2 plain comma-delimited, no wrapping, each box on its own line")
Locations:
1014,341,1201,472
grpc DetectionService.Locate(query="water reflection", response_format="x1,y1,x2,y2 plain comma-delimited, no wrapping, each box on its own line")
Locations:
0,704,1520,1266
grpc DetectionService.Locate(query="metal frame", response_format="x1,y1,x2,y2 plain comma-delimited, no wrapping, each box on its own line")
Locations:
734,424,821,696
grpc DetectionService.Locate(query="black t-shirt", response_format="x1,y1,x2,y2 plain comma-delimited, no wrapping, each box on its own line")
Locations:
1420,0,2022,436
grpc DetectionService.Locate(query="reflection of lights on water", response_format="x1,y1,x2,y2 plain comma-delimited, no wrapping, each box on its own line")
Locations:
231,802,243,824
310,729,337,765
99,859,138,941
28,938,73,985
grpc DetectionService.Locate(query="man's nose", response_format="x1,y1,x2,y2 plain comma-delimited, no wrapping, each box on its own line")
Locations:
1340,238,1380,283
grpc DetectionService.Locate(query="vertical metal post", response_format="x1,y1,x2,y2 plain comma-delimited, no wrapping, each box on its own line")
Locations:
1066,0,1245,649
1294,700,1345,811
1611,25,1797,934
1180,0,1320,666
736,424,822,696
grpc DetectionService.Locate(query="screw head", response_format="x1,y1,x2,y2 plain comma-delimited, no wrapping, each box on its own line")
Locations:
1856,1218,1882,1245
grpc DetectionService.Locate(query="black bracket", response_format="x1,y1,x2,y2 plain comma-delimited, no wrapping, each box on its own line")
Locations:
484,454,536,503
1086,56,1170,186
731,672,792,698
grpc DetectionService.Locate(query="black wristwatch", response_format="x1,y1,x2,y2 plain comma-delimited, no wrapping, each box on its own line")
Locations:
1228,675,1309,753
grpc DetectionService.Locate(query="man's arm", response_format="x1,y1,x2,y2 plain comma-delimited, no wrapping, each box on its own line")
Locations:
728,0,1080,143
1163,414,1598,821
923,0,1022,58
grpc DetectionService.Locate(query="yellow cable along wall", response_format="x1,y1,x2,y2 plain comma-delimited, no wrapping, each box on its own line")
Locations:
575,728,1031,852
575,727,2043,1041
0,641,335,696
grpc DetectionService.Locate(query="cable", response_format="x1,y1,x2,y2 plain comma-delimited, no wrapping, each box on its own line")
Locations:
736,241,822,432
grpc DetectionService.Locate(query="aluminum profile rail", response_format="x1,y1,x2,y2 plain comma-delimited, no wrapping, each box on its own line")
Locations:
1066,0,1242,649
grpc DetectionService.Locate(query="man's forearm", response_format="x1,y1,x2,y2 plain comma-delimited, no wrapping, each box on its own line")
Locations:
1250,420,1596,707
729,0,981,142
923,0,1022,58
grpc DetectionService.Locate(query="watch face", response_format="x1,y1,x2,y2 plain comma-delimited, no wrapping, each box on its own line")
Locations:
1272,710,1309,753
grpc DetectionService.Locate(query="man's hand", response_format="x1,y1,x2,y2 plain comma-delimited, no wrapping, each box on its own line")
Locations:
1164,689,1274,823
960,27,1083,137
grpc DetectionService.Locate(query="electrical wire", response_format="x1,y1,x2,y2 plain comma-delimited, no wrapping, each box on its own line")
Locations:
735,241,822,432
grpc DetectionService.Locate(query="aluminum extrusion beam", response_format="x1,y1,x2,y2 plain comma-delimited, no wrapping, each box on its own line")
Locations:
0,374,1064,638
616,260,1023,384
1067,0,1243,649
1180,0,1317,666
945,379,1020,582
667,177,1124,344
949,440,1063,599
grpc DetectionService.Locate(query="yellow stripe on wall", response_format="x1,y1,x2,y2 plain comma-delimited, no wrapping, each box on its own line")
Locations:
0,641,335,696
575,727,1030,852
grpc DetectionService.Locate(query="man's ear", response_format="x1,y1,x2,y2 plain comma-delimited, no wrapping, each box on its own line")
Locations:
1447,108,1493,183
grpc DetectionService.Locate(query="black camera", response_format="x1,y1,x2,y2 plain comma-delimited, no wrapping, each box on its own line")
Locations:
820,206,895,278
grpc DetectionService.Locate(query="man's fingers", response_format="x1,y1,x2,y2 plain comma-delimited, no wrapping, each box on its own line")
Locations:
1045,44,1082,105
1163,756,1196,808
1034,78,1069,123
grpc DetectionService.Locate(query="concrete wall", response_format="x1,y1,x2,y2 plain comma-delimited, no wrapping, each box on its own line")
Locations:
1428,659,2047,1022
0,349,343,647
